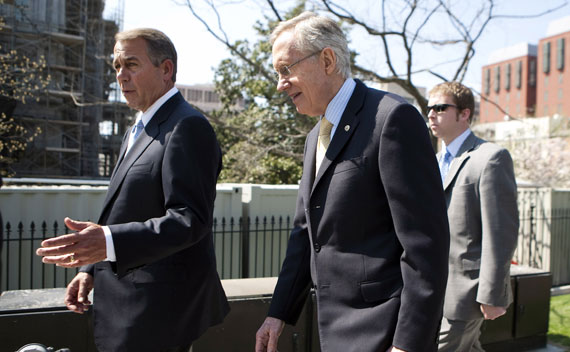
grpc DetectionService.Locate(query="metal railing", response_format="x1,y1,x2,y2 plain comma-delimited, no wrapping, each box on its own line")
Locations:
3,205,570,291
1,216,292,291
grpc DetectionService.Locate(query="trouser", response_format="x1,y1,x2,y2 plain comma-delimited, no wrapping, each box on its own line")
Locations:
159,344,192,352
438,317,485,352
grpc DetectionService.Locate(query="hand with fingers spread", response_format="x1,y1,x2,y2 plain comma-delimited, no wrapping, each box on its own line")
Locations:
65,272,94,314
255,317,284,352
36,217,107,267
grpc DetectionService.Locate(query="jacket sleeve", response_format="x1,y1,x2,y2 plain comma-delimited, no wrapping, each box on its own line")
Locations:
379,103,450,352
267,137,313,324
477,148,518,306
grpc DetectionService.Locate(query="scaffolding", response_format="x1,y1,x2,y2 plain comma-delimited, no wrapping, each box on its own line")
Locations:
0,0,132,178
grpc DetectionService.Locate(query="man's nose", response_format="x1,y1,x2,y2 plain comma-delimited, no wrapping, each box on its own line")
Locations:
116,67,128,81
276,77,289,91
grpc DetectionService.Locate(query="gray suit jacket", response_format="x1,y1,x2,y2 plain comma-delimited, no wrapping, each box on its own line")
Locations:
441,132,519,321
269,80,450,352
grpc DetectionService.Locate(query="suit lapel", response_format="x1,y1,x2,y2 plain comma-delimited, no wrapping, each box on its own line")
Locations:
443,132,480,190
305,126,319,189
311,80,366,194
100,93,182,219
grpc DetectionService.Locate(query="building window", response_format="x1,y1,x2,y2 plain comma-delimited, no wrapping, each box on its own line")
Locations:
545,76,549,87
556,38,565,70
529,60,536,87
505,63,511,90
494,66,500,93
484,68,490,95
544,90,548,102
516,60,522,89
185,89,203,102
543,41,551,73
559,88,564,100
204,90,219,103
560,73,564,84
506,92,510,102
544,106,548,116
558,104,563,114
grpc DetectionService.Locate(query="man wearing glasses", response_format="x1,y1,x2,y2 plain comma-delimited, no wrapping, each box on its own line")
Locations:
427,82,519,351
255,12,450,352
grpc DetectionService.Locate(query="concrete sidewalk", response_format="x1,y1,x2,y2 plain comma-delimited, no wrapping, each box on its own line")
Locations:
527,344,568,352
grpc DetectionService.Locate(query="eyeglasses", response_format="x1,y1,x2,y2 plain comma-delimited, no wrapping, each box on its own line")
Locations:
275,51,320,80
427,103,457,113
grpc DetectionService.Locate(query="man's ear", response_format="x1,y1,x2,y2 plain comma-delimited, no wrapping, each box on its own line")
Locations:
321,47,337,75
161,59,174,81
460,108,471,123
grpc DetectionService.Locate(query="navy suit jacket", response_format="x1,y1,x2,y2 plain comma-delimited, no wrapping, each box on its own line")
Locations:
268,80,450,352
82,93,229,351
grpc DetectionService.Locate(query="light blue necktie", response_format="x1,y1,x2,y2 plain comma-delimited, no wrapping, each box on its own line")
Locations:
440,150,452,183
132,119,145,141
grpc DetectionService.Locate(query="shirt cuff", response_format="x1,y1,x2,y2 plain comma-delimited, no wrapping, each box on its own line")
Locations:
102,226,117,262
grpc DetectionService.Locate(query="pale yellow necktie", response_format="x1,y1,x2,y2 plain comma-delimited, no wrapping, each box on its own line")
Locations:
316,117,334,175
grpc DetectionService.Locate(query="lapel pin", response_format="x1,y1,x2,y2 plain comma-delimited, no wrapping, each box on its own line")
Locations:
344,125,350,132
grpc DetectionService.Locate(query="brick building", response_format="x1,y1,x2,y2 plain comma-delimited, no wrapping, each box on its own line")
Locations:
480,15,570,123
480,43,537,123
536,16,570,118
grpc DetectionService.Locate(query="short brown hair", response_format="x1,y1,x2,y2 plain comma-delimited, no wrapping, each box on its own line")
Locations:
115,28,177,82
429,81,474,122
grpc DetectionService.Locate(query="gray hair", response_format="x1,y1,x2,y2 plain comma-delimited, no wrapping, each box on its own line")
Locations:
115,28,178,82
270,12,351,78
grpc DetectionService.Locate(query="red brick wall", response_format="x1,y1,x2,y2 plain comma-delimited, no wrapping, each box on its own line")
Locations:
536,31,570,117
480,55,537,123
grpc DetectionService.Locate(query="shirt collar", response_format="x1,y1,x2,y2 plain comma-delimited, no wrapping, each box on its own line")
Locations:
323,78,356,138
443,128,472,157
137,87,179,126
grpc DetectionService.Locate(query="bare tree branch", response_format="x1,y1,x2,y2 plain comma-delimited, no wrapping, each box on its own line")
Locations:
265,0,283,21
184,0,276,83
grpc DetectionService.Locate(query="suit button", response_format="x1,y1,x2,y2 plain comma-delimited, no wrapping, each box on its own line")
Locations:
314,243,321,252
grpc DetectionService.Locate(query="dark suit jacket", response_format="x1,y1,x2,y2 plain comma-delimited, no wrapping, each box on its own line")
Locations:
268,80,450,352
441,132,518,321
81,93,229,352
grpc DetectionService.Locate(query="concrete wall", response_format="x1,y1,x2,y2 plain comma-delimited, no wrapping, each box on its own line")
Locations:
0,269,552,352
0,183,295,229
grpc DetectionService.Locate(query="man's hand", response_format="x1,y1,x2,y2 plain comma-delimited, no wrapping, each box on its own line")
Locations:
36,217,106,267
65,272,94,314
480,304,507,320
255,317,285,352
387,346,406,352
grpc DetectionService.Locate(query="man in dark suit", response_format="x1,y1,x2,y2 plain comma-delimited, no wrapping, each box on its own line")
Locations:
36,28,229,352
428,82,518,351
255,12,450,352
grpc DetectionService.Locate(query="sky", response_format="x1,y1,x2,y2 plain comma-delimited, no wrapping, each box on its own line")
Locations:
104,0,570,93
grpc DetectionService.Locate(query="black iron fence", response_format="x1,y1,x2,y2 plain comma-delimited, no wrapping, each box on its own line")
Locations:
2,206,570,291
1,216,292,292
